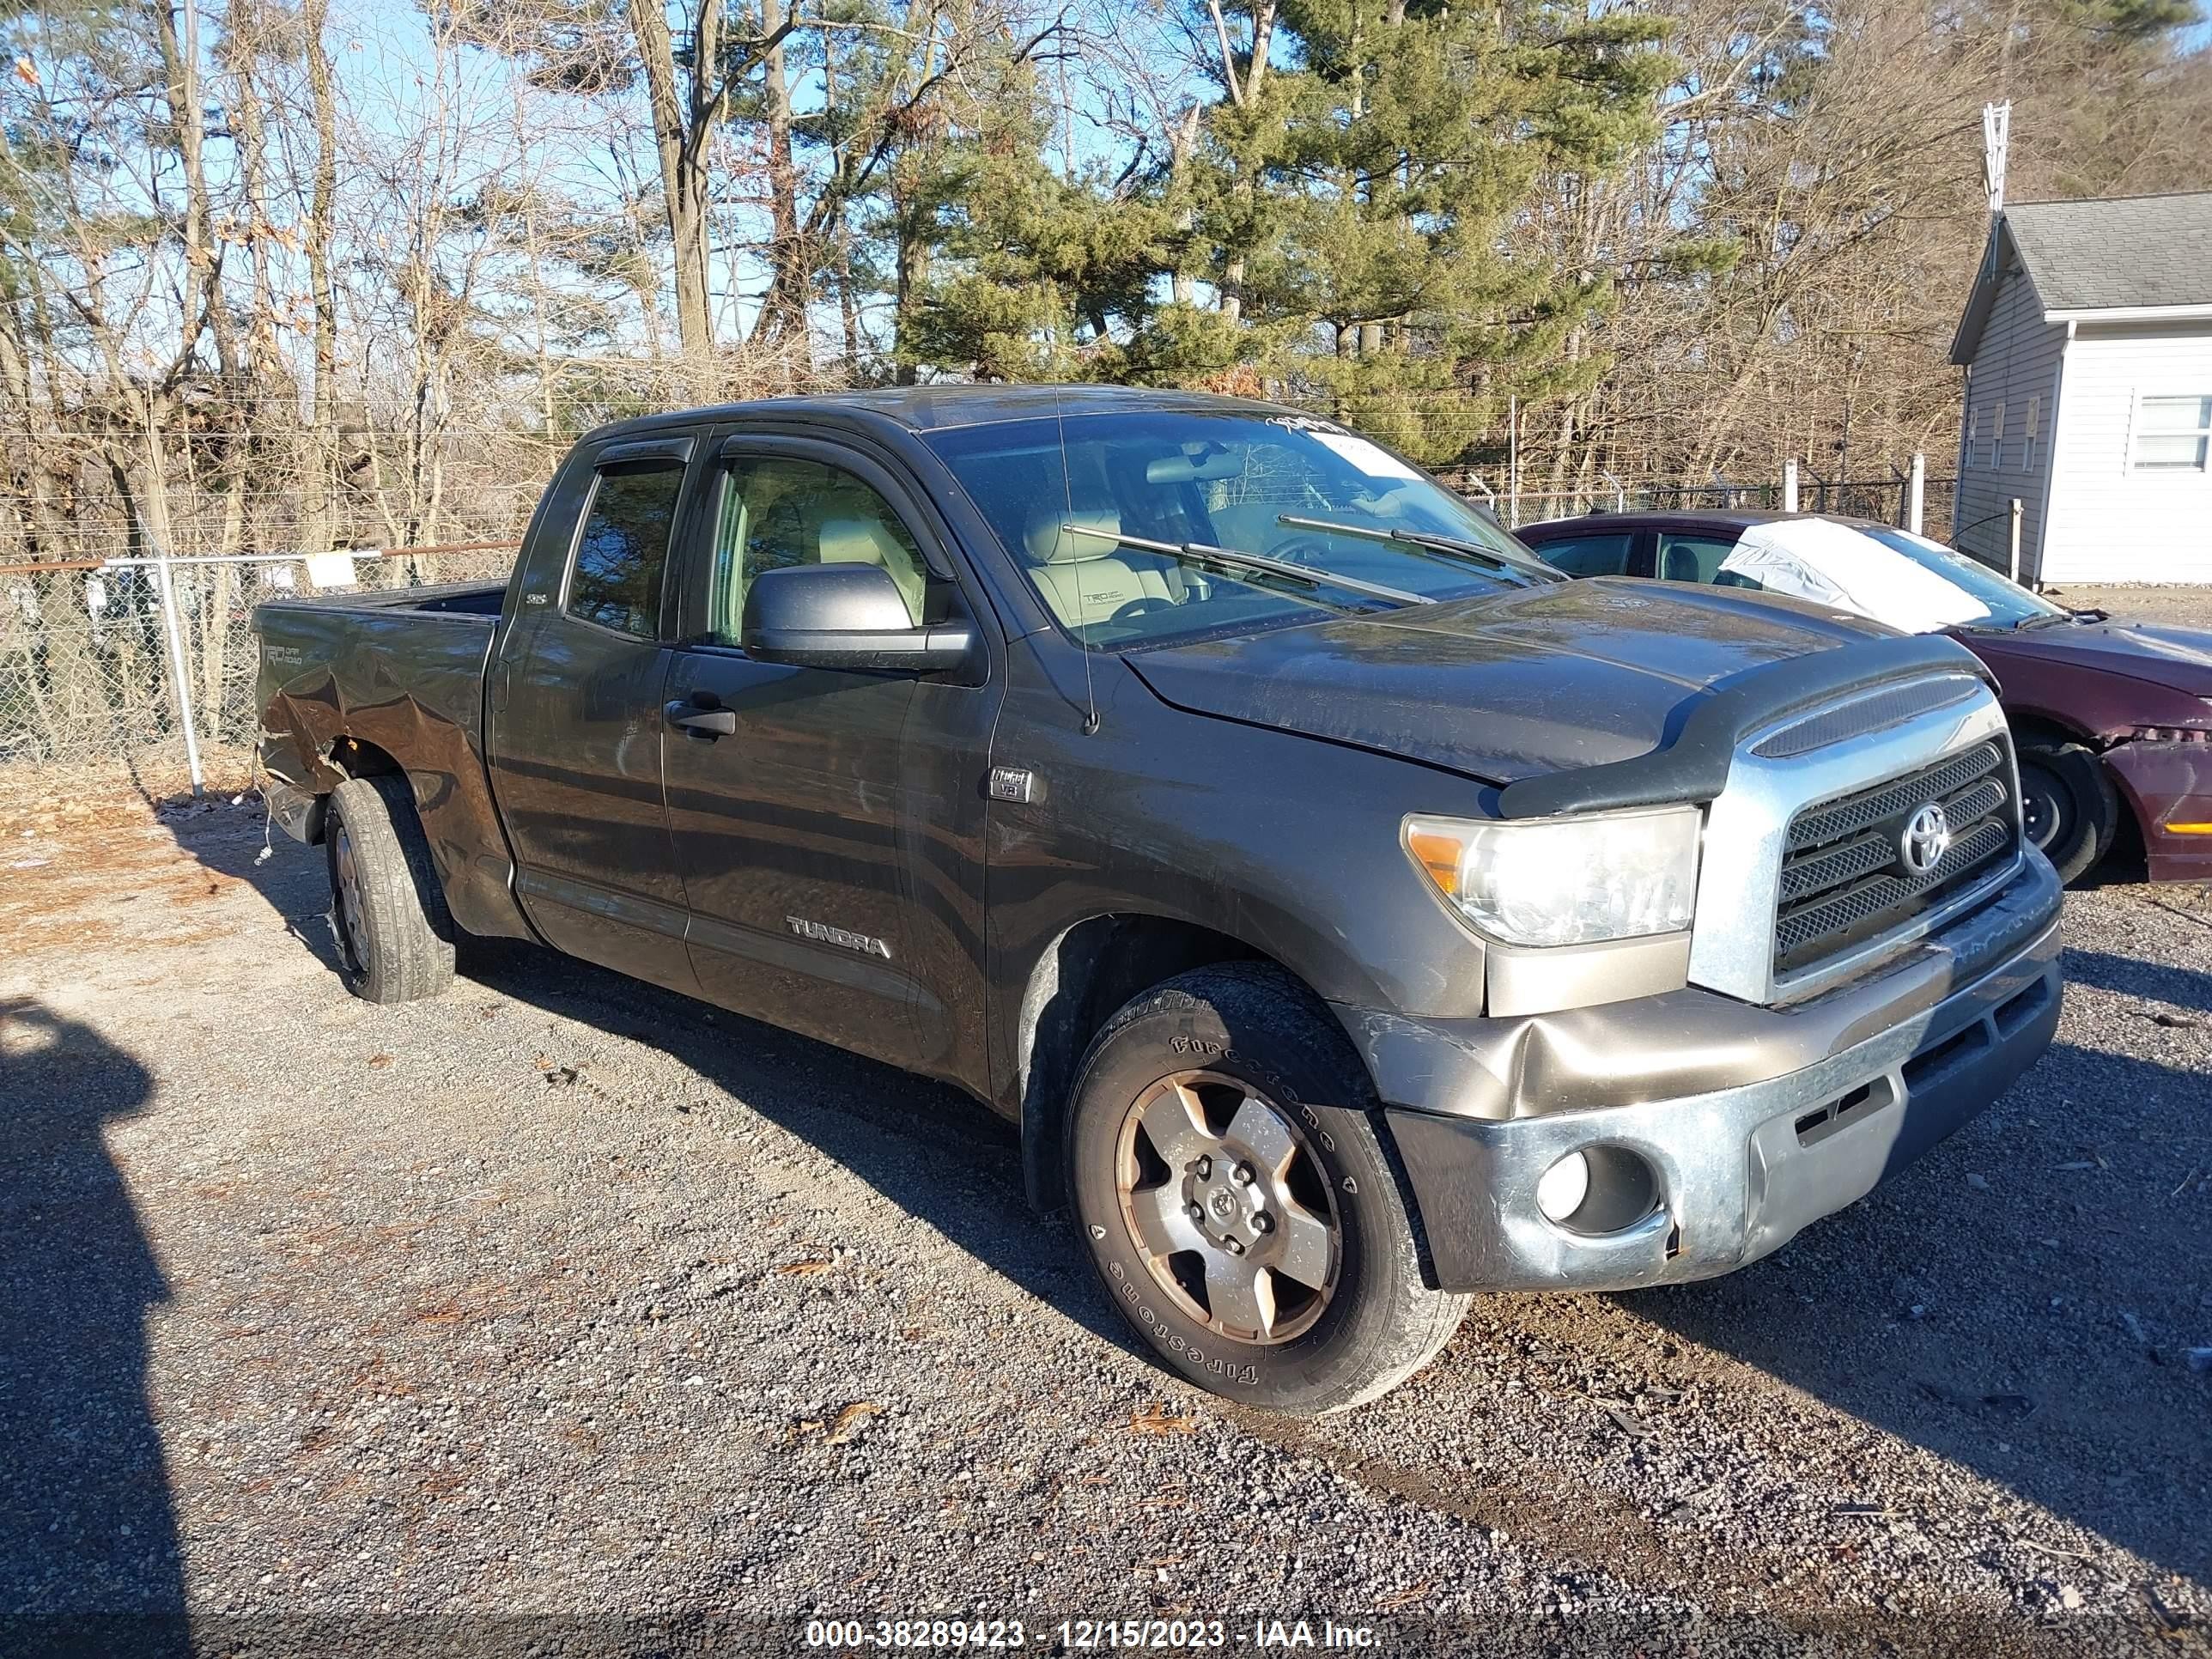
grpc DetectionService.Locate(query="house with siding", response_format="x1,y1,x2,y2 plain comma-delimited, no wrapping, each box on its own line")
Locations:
1949,191,2212,585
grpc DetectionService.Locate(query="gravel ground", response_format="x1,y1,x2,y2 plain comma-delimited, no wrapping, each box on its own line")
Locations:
2040,584,2212,629
4,642,2210,1658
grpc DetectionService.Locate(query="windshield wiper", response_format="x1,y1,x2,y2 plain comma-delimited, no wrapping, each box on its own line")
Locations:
2012,611,2078,631
1062,524,1432,608
1275,514,1554,585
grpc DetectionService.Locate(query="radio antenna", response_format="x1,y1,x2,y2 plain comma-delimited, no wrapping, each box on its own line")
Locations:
1054,387,1101,736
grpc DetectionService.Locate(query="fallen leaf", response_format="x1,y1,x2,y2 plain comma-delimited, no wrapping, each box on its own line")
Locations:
1128,1403,1199,1435
825,1401,882,1445
368,1054,392,1070
777,1257,836,1276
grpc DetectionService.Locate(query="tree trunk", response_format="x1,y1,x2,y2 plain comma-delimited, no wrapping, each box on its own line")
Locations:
300,0,342,555
630,0,714,356
753,0,807,367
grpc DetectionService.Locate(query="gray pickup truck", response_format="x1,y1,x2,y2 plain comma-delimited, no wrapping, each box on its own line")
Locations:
256,386,2063,1412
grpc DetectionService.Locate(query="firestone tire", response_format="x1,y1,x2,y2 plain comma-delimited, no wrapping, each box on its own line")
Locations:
325,775,457,1005
1066,963,1468,1415
2016,739,2119,885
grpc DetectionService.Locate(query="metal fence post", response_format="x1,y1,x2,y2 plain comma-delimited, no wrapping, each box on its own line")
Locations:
1782,459,1799,514
2007,498,2023,586
150,544,205,797
1907,453,1926,535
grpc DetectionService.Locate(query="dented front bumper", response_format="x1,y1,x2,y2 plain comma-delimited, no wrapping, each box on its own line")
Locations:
1340,851,2064,1293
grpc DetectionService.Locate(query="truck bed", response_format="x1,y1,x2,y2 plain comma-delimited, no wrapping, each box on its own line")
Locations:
253,585,528,940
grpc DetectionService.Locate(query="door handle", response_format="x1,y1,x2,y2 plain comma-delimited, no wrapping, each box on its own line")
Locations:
665,700,736,738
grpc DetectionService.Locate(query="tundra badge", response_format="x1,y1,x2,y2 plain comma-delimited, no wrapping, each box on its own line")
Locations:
786,915,891,959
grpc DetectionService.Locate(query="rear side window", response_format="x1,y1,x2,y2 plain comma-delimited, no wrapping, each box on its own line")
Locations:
567,459,685,637
1530,531,1634,578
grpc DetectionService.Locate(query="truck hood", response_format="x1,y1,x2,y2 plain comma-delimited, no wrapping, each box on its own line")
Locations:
1125,578,1892,786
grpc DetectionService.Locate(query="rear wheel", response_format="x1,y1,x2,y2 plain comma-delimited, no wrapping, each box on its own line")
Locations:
1066,963,1468,1414
325,774,456,1003
2016,738,2119,884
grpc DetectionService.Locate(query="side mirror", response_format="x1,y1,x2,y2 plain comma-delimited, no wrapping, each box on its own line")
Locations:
740,562,974,672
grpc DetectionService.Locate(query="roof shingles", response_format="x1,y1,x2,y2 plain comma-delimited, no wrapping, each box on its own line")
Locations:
2004,192,2212,312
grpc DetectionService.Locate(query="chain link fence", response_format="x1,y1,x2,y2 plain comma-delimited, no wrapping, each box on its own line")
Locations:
1478,466,1957,536
2,545,516,814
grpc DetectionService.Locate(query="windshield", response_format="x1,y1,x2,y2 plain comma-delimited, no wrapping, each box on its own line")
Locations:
1856,526,2069,628
925,410,1553,649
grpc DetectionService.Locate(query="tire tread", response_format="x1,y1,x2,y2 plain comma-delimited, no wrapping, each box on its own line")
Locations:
327,775,456,1004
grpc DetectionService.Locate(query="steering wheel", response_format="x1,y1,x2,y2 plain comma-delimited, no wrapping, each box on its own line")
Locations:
1107,597,1169,627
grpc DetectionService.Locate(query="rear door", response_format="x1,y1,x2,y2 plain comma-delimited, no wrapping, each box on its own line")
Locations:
660,433,996,1075
487,432,706,995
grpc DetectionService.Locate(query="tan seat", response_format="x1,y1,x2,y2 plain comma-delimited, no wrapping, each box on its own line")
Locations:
819,516,927,623
1021,507,1180,629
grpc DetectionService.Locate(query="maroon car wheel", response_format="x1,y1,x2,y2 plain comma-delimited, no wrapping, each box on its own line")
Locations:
2017,740,2120,884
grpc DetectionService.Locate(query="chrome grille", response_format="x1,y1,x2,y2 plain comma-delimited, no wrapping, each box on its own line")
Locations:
1773,739,2019,979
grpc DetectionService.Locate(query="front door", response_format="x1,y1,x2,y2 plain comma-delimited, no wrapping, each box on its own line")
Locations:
487,433,703,994
661,438,975,1070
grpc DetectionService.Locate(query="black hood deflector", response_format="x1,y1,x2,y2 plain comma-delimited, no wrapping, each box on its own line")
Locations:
1127,580,1991,815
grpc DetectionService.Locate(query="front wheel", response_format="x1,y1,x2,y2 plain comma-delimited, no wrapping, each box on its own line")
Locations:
2016,739,2119,884
1066,963,1468,1414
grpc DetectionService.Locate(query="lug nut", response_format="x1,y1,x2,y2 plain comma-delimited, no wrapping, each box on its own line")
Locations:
1251,1212,1274,1234
1187,1201,1206,1223
1233,1163,1255,1185
1221,1237,1245,1255
1194,1155,1212,1179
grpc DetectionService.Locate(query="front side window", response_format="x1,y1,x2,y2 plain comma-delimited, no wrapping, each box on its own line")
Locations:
927,410,1555,649
2134,394,2212,473
568,459,684,637
1656,532,1743,586
707,456,930,645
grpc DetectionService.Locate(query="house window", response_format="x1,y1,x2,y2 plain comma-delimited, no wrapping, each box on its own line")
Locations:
1987,401,2005,470
2134,395,2212,473
2021,397,2039,471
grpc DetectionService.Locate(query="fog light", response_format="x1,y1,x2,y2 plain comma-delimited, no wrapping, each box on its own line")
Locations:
1535,1151,1591,1224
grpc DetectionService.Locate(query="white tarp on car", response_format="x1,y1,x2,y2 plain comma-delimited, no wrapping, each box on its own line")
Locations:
1717,519,1992,635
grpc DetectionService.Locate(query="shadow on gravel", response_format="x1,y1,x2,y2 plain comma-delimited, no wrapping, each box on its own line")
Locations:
1632,1040,2211,1589
164,805,346,977
2061,945,2212,1016
174,819,1147,1372
0,999,189,1656
455,933,1150,1368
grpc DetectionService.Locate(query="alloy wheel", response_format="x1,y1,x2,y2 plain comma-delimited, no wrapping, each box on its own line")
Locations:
1114,1070,1340,1345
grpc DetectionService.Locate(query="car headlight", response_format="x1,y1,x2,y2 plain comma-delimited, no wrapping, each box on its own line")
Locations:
1402,805,1702,947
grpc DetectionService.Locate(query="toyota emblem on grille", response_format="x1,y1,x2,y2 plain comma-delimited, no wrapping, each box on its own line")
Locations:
1899,802,1953,874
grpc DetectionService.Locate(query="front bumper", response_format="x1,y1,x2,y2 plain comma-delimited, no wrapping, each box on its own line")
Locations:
1365,854,2064,1293
2105,738,2212,884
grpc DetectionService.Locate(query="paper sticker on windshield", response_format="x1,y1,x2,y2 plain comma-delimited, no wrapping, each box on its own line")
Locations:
1312,431,1422,482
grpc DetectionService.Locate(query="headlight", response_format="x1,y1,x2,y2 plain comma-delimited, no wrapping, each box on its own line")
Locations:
1403,805,1701,947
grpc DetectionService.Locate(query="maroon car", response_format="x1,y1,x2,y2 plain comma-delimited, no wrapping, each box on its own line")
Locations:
1515,508,2212,884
